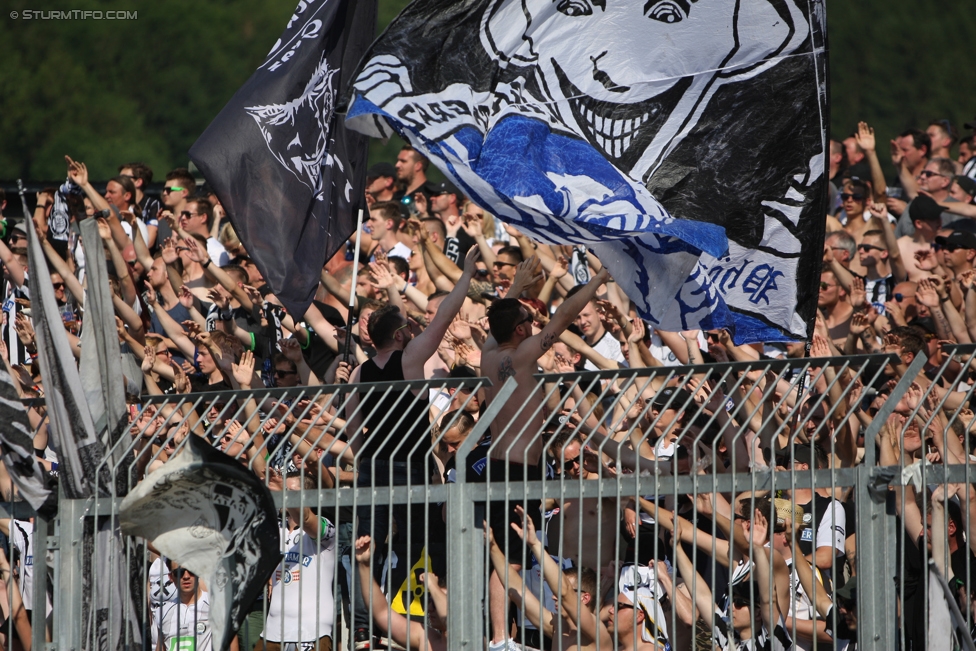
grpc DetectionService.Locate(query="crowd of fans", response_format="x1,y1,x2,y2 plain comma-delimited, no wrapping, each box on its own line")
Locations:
0,118,975,651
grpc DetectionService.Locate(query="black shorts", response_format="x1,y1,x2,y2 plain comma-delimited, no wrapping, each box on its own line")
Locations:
475,458,543,566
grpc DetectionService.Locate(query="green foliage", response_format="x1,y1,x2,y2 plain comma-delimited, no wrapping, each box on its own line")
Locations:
1,0,972,183
828,1,976,176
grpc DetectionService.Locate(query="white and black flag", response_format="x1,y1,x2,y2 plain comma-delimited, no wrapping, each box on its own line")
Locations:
0,368,56,516
190,0,376,320
120,435,281,651
347,0,828,343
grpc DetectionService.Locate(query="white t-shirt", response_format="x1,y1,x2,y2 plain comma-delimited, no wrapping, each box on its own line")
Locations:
206,238,230,267
154,592,212,651
583,330,627,371
264,517,337,642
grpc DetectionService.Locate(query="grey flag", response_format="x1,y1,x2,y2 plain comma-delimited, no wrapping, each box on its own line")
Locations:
120,434,280,651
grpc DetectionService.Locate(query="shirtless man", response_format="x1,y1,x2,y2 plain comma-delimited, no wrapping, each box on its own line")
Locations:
897,194,943,281
475,258,607,645
546,431,620,570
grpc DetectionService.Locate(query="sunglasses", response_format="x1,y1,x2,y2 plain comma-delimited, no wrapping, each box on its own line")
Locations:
179,210,196,219
840,192,865,201
857,244,884,252
820,282,837,290
919,170,947,179
894,293,905,302
51,282,65,290
162,186,185,194
562,455,581,471
492,261,517,269
615,602,635,611
172,568,196,579
933,243,960,253
274,369,298,377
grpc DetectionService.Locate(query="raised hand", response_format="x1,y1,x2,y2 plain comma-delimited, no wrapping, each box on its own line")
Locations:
141,344,157,373
412,192,428,216
96,218,112,241
368,261,396,290
279,337,304,364
182,236,209,265
510,255,543,290
510,504,541,549
143,280,158,306
13,314,34,348
810,333,831,358
914,247,938,272
178,286,196,310
354,535,373,564
182,320,202,338
232,350,255,388
915,277,940,308
461,246,483,276
849,311,870,336
172,362,190,394
207,287,229,310
849,276,866,310
868,202,889,223
65,155,88,187
160,237,179,264
855,121,876,153
627,317,646,344
462,212,484,239
959,270,976,291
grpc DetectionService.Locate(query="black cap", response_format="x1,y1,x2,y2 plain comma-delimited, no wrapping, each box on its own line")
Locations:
909,195,943,223
427,180,463,199
784,444,814,468
366,162,396,180
945,219,976,234
650,387,694,410
936,230,976,250
953,175,976,199
835,577,857,602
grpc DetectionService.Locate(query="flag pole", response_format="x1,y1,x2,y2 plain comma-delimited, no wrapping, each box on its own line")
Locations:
343,209,365,363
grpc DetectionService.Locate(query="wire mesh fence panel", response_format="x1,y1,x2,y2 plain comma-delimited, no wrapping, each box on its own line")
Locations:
6,350,976,650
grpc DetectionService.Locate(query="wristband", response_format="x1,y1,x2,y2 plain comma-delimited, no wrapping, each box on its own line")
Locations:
939,295,951,303
202,259,211,269
219,309,234,321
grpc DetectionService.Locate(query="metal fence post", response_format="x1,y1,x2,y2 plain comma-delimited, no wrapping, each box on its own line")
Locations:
852,355,926,650
855,464,898,650
57,499,85,651
33,512,49,651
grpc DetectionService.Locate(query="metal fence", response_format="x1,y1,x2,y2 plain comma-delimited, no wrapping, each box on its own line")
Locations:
4,348,976,650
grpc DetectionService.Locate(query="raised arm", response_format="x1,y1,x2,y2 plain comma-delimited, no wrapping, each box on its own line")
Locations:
401,247,480,377
520,267,609,363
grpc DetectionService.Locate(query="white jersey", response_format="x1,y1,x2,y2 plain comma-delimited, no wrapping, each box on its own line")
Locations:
154,592,213,651
9,519,33,610
263,517,337,642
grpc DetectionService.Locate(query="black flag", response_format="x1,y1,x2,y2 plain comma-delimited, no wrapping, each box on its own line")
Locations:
190,0,376,319
120,435,281,651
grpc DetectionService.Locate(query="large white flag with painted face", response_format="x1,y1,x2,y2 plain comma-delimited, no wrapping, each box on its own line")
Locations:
346,0,827,343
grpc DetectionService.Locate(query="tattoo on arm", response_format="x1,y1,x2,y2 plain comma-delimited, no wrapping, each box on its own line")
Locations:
541,332,555,352
498,357,516,381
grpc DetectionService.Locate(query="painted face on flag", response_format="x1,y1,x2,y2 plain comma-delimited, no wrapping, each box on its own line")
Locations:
485,0,804,174
536,0,734,159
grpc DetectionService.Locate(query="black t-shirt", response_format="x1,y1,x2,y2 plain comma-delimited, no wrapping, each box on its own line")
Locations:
444,229,475,265
358,351,431,462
